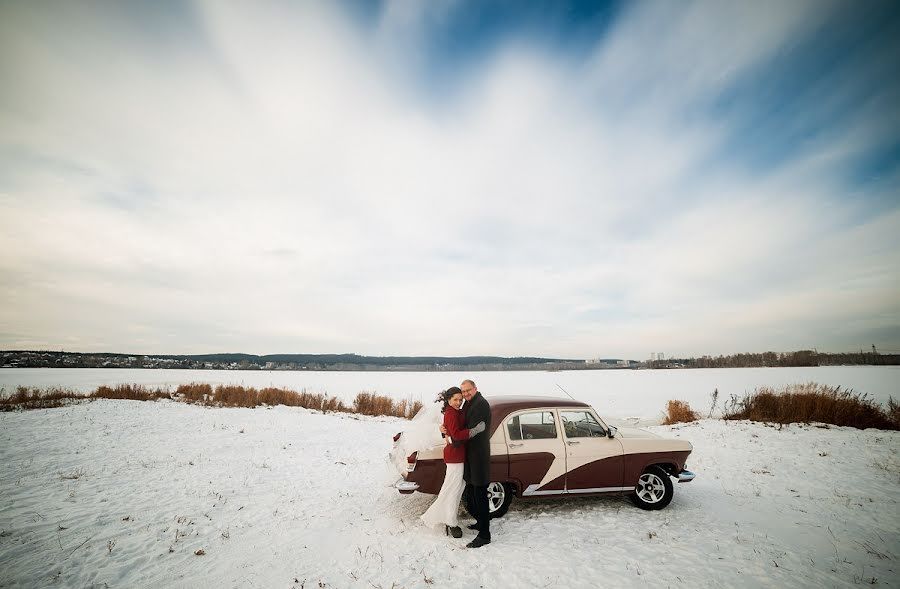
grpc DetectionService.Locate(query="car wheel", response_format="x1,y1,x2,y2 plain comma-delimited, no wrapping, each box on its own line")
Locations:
464,482,514,519
630,465,674,510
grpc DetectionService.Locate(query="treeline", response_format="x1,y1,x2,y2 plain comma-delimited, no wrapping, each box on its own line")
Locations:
662,349,899,368
179,353,580,366
0,350,584,371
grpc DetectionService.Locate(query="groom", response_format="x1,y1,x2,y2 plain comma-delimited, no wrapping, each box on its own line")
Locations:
460,379,492,548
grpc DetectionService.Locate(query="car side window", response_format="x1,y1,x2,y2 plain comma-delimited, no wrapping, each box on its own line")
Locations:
560,411,606,438
507,411,557,441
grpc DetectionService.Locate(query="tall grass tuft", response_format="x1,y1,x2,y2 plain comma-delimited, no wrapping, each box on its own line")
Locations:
2,382,419,419
353,392,424,418
722,383,898,430
397,398,424,419
662,400,699,425
257,387,297,407
0,386,81,410
92,384,171,401
212,384,258,407
321,395,348,413
176,383,212,403
889,397,900,429
353,392,394,416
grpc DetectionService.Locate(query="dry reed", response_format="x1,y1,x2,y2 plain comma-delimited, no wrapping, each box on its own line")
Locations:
662,400,699,425
722,383,898,430
0,386,82,410
1,382,422,419
92,384,171,401
176,383,212,403
353,392,423,419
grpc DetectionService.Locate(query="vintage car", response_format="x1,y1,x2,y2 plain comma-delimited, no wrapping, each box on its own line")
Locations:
391,396,695,517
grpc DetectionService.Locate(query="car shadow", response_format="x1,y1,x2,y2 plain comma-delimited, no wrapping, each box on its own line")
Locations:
504,493,633,516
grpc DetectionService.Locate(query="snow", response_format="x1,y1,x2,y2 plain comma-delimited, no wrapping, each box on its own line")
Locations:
1,399,898,588
2,366,897,423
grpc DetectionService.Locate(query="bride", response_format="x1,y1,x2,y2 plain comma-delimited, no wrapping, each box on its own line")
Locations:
419,387,485,538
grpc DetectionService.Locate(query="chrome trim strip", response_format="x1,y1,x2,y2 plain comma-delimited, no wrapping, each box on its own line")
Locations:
522,484,635,496
567,486,635,494
522,484,566,497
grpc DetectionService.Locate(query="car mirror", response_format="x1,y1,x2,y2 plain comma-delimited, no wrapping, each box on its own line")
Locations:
607,425,618,438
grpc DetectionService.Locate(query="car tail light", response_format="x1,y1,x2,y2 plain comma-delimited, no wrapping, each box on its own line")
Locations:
393,432,402,443
406,451,417,472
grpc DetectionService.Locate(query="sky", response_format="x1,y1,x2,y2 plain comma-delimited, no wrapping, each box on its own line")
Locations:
1,0,899,360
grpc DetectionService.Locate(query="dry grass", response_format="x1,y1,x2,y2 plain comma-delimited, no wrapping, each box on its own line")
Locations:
257,387,298,407
92,384,171,401
397,398,424,419
889,398,900,429
353,392,423,419
353,392,394,416
723,383,899,430
0,386,82,410
662,400,699,425
211,384,258,407
187,384,351,412
321,395,348,413
176,383,212,403
1,382,419,419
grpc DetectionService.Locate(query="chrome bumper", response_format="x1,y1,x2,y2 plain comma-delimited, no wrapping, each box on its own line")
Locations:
395,478,419,494
677,469,695,483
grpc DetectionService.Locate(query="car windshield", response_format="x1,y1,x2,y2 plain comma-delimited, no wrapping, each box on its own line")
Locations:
560,411,606,438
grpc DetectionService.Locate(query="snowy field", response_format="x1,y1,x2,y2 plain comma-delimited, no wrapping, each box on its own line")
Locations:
1,366,897,426
1,399,898,588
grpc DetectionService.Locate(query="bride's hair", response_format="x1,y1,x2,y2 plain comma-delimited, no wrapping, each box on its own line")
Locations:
435,386,462,413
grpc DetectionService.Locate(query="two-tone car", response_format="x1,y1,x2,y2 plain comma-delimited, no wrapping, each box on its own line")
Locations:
392,396,695,517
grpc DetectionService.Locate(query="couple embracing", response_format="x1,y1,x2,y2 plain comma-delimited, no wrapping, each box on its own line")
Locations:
420,380,493,548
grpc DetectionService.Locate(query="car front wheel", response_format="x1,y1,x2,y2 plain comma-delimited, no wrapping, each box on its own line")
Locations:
630,465,674,510
465,482,514,519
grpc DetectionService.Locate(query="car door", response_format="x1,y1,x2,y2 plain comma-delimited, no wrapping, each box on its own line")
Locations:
559,409,626,493
503,410,567,496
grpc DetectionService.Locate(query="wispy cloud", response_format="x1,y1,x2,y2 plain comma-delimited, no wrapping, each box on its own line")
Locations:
0,0,897,357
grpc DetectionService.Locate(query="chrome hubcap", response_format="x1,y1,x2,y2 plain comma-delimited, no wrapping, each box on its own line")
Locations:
486,482,505,512
637,473,666,503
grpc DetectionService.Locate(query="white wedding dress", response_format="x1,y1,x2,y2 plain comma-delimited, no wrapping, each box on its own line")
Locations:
420,461,465,529
393,401,466,530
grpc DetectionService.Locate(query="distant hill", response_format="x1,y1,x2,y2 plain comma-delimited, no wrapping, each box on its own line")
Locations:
0,350,592,371
184,353,580,366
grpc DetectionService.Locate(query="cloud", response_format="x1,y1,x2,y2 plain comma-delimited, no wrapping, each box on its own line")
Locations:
0,0,897,358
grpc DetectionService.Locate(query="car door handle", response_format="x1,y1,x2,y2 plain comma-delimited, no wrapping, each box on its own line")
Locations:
566,441,580,446
509,443,523,448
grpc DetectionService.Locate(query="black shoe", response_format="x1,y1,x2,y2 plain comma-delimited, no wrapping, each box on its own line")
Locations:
467,524,479,530
448,526,462,538
466,536,491,548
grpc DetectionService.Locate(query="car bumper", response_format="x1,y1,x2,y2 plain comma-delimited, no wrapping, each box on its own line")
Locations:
395,478,419,494
677,469,695,483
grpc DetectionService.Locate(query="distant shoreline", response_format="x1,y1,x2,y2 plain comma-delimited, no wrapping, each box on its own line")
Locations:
2,348,898,370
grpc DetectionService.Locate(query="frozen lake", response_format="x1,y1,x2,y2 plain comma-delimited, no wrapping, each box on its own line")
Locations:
1,366,896,422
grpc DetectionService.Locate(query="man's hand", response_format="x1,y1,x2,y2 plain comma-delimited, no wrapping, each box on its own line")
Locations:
439,424,447,434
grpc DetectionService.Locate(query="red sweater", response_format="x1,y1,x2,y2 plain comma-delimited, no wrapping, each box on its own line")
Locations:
442,406,471,464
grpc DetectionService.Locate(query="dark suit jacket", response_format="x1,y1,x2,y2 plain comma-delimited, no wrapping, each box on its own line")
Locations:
463,392,492,486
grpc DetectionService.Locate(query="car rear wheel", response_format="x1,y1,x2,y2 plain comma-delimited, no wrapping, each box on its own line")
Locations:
630,466,674,510
464,482,514,519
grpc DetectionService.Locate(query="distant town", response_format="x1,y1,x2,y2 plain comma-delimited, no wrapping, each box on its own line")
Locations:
1,348,896,371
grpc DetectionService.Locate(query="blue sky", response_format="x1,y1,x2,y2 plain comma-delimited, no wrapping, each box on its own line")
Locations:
0,0,898,359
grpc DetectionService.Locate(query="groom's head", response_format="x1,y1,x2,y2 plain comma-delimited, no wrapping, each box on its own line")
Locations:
460,380,477,401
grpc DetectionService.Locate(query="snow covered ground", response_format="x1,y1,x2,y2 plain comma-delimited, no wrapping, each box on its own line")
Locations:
2,366,897,422
1,399,898,588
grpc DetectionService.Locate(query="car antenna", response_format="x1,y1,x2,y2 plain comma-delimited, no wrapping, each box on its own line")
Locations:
555,383,576,400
